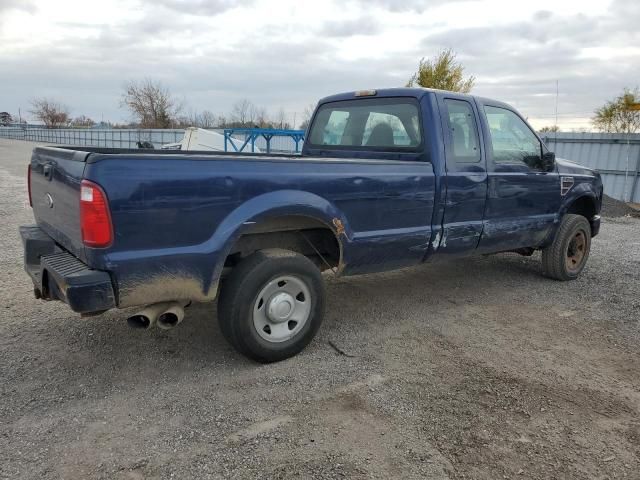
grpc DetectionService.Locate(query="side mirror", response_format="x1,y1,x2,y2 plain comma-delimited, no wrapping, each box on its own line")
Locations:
541,151,555,172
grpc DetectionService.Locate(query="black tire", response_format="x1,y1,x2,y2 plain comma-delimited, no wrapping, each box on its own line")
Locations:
217,249,326,362
542,214,592,281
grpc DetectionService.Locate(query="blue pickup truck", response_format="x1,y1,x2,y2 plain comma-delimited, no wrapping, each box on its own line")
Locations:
21,88,603,362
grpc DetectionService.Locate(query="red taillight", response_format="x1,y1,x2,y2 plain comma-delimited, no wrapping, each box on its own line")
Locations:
80,179,113,248
27,164,32,207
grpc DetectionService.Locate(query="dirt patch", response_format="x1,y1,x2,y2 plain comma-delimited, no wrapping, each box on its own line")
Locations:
383,334,638,479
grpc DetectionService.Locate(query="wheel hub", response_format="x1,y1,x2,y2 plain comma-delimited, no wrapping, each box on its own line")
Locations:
267,292,295,323
252,275,312,343
565,230,587,272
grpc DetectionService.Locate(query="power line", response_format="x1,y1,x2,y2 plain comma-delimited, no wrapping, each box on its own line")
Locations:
530,112,595,118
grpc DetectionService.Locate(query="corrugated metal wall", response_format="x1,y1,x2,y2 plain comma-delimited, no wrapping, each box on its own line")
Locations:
541,132,640,203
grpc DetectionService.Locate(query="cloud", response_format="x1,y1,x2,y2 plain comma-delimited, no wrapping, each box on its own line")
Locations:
150,0,254,15
0,0,36,14
532,10,553,21
418,8,640,124
320,16,381,37
349,0,465,12
0,0,638,130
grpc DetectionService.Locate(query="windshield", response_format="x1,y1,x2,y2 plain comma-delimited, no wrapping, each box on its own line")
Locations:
307,97,422,151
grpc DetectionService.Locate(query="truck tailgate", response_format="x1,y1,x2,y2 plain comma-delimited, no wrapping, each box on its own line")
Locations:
29,147,89,262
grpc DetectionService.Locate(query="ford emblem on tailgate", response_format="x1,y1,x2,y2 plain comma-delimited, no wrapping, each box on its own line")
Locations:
45,193,54,208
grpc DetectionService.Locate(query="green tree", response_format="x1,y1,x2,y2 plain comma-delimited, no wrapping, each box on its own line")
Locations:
407,49,475,93
593,88,640,134
0,112,12,126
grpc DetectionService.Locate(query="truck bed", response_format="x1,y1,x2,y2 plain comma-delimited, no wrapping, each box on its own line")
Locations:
28,145,437,308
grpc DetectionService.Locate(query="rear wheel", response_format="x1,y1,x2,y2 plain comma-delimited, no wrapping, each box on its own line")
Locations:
217,249,325,362
542,214,592,280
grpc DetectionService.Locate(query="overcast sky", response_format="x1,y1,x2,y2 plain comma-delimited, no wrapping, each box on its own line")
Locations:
1,0,638,129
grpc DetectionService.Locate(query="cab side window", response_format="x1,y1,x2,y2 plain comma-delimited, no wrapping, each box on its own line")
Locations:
484,106,543,169
444,99,480,163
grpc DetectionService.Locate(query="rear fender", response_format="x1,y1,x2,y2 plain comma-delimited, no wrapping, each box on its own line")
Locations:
208,190,349,291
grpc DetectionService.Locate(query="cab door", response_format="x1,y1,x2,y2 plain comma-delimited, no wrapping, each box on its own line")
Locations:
476,102,560,253
436,94,488,255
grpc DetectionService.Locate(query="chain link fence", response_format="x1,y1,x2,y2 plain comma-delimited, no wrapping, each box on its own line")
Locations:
0,127,185,148
0,127,305,153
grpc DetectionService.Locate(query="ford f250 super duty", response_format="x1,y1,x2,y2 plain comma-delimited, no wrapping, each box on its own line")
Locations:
21,88,603,362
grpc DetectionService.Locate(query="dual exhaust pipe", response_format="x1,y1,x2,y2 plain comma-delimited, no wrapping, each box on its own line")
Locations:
126,301,188,330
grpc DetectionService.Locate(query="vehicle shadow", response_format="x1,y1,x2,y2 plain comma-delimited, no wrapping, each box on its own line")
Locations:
47,252,546,377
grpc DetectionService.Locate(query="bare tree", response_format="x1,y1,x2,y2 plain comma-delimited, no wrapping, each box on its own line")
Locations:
254,106,270,128
250,104,259,126
231,99,250,126
184,109,218,128
11,112,25,125
227,101,295,129
275,107,289,129
71,115,95,128
216,114,228,128
29,98,70,128
232,99,258,127
121,79,183,128
184,110,198,127
298,103,316,130
198,110,217,128
538,125,560,133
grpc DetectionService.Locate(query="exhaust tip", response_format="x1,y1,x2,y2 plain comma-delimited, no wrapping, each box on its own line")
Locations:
157,312,180,330
127,314,152,329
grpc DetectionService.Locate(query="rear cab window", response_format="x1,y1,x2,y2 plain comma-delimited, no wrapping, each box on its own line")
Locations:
307,98,422,152
443,99,481,163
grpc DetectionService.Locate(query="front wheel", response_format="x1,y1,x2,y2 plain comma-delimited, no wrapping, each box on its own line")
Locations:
217,249,326,362
542,214,592,281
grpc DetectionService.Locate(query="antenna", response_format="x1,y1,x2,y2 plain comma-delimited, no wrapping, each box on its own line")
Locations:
554,80,559,139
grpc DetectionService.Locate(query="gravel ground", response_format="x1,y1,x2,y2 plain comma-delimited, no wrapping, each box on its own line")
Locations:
1,139,639,479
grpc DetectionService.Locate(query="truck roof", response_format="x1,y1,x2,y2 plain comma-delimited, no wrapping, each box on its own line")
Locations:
318,87,512,110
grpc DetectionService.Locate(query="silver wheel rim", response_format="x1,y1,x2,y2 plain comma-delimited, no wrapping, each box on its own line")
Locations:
252,275,311,343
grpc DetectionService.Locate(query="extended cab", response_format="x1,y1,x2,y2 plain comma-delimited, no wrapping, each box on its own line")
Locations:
21,88,603,362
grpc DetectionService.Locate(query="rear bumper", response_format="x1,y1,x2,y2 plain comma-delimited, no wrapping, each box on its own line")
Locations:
20,225,116,314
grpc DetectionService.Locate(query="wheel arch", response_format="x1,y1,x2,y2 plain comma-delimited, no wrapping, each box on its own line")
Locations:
226,214,343,269
560,192,599,236
207,190,348,295
564,194,597,219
